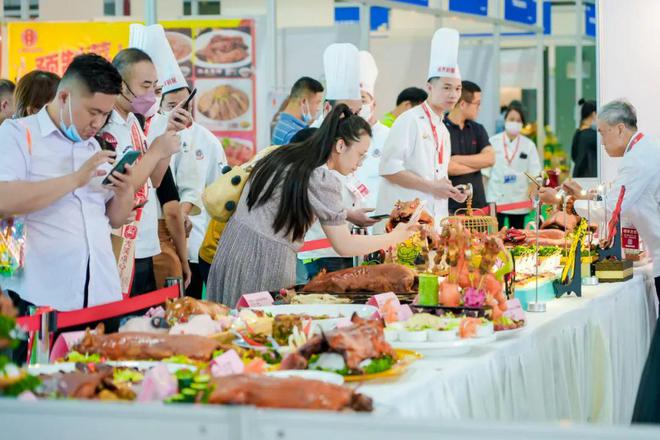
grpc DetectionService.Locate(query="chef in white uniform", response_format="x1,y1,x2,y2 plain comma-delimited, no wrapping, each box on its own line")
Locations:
376,28,466,226
355,50,389,209
539,100,660,287
298,43,378,280
140,27,226,297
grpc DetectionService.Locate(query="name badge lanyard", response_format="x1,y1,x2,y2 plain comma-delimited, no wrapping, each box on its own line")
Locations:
421,103,444,166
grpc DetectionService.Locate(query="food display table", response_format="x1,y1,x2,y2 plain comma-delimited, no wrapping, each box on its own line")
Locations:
360,265,657,424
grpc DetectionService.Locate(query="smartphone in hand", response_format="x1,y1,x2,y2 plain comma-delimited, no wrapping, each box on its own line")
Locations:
102,150,141,185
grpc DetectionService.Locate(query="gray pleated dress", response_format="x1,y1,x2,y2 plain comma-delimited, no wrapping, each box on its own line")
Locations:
206,166,347,307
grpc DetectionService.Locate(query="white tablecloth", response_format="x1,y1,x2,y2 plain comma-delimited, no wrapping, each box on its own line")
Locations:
360,266,658,424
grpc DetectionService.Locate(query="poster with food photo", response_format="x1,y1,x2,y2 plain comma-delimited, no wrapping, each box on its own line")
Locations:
193,26,253,79
194,78,253,132
217,133,255,167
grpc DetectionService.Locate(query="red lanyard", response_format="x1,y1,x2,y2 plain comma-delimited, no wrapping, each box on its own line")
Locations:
503,134,520,166
626,132,644,153
421,103,444,165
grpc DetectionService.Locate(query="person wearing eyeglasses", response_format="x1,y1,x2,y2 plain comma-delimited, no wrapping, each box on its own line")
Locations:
443,80,495,214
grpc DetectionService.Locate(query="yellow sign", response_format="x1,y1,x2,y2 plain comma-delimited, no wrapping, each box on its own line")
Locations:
6,19,245,81
6,22,131,81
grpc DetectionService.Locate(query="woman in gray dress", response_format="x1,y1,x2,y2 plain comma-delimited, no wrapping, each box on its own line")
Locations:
207,104,417,307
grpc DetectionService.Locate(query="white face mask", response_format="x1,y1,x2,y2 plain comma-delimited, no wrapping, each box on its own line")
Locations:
359,103,373,122
505,121,523,137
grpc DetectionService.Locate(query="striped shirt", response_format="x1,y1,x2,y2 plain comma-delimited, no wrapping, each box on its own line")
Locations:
271,112,307,145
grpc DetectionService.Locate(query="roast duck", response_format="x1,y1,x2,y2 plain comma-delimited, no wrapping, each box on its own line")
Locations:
280,314,395,373
37,364,134,400
197,34,248,64
73,324,222,361
303,263,416,293
207,374,373,412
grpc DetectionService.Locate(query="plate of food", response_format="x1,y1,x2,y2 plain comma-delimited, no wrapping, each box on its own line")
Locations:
196,83,251,123
195,29,251,68
249,304,377,333
278,314,421,382
166,31,193,63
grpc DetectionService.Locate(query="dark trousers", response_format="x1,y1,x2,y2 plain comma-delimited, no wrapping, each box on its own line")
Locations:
130,257,157,296
186,261,203,299
632,276,660,423
497,213,528,230
304,257,353,281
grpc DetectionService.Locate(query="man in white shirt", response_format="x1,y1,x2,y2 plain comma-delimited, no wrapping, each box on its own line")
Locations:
539,100,660,289
376,28,466,225
0,54,134,311
100,48,190,296
538,100,660,424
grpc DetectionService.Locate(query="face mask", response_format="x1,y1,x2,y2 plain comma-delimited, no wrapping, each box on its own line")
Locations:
124,82,157,116
590,121,597,130
505,121,523,137
359,103,373,122
59,95,82,143
143,99,159,118
301,100,312,124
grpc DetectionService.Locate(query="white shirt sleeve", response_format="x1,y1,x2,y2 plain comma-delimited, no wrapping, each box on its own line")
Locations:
378,115,417,176
0,120,30,181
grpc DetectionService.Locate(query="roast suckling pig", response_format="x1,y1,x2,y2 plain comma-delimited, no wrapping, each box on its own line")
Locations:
303,263,416,293
207,374,373,412
73,324,222,361
385,198,440,248
281,314,395,373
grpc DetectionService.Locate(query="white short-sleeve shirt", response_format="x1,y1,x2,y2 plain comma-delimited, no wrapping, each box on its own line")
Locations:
376,102,451,226
0,108,121,310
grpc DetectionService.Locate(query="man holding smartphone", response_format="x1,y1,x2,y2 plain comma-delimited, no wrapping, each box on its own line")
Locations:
0,54,135,312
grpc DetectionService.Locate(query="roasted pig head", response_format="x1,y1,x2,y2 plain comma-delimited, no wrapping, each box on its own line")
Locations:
165,297,229,324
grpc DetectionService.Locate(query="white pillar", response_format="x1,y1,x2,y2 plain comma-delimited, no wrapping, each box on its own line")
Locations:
493,0,502,126
575,0,583,126
267,0,278,88
535,0,545,155
359,2,371,50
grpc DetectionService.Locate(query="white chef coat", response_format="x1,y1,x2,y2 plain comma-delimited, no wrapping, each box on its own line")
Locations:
574,132,660,277
147,115,225,263
356,121,390,209
483,132,541,214
0,108,121,310
376,102,451,227
100,110,160,259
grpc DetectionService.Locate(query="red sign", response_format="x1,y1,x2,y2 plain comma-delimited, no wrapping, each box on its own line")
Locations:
622,227,640,250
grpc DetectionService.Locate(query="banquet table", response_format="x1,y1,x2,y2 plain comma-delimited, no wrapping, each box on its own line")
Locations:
359,264,658,424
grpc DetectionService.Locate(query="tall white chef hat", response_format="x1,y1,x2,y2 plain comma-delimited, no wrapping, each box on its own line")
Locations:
359,50,378,99
323,43,361,101
129,23,188,94
427,27,461,81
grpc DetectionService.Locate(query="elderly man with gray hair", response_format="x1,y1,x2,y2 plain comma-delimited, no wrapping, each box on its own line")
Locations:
540,99,660,423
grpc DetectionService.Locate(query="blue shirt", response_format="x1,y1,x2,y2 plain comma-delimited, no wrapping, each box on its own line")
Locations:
271,112,307,145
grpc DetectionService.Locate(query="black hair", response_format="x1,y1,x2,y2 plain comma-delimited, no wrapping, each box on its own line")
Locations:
247,104,371,241
504,106,526,126
111,48,153,79
0,79,15,97
290,127,318,143
61,53,122,95
396,87,427,106
290,77,324,99
578,98,597,123
460,80,481,103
